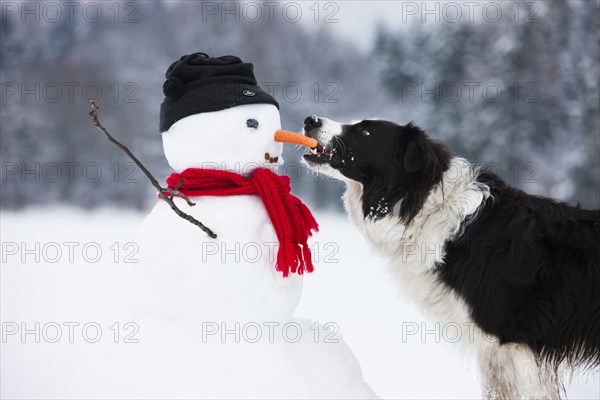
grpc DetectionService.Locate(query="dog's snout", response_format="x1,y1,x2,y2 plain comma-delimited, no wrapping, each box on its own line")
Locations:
304,115,322,132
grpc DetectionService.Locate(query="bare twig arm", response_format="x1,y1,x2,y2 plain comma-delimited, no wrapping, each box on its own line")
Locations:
88,101,217,239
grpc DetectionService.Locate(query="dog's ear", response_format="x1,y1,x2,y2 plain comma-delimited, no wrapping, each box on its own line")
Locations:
403,141,426,172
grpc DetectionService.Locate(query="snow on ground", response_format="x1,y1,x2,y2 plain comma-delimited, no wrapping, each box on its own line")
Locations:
1,208,598,399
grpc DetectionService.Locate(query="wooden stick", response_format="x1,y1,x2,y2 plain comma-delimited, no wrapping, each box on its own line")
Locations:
88,101,217,239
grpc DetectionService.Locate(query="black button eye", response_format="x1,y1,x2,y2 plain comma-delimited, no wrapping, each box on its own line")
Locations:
361,129,370,136
246,119,259,129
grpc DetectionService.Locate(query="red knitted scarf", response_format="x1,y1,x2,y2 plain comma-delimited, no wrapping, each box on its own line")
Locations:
165,168,319,277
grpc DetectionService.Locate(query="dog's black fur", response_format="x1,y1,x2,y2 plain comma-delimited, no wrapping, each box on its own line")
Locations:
442,171,600,368
304,118,600,369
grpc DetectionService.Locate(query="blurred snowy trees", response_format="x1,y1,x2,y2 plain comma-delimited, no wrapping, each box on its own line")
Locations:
1,0,598,210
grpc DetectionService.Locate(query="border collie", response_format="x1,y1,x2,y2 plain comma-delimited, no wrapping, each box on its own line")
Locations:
302,115,599,399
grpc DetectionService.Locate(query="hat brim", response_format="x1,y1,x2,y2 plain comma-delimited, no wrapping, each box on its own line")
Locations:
160,83,279,133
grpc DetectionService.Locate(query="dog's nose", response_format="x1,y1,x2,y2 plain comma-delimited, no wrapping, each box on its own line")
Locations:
304,115,322,132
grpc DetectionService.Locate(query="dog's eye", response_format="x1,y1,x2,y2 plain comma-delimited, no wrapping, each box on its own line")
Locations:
361,129,370,136
246,119,259,129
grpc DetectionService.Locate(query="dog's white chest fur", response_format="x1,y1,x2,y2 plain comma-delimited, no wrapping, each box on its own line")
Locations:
343,159,488,323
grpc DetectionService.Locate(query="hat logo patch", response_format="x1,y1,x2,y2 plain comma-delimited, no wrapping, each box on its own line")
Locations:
242,89,256,97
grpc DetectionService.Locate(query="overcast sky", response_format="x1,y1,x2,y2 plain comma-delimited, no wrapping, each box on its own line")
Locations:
291,0,550,50
288,1,411,50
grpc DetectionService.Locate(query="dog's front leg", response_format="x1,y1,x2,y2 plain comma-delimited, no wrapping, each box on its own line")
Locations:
478,343,562,400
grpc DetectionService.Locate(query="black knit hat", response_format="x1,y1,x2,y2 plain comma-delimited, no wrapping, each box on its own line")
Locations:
159,52,279,132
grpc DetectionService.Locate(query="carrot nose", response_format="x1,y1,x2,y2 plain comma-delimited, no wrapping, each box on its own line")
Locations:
274,130,318,149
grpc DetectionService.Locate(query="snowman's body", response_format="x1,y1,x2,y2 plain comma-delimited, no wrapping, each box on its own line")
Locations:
137,104,376,398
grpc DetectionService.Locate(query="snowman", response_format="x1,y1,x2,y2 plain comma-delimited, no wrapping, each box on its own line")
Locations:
135,53,376,398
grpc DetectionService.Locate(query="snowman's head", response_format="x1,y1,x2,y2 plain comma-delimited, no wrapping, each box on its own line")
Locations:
162,103,283,174
159,53,282,175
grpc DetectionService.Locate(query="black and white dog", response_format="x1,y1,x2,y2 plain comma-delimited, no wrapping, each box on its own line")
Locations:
302,116,600,399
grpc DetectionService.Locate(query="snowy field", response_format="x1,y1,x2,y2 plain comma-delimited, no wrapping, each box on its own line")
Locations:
1,207,598,399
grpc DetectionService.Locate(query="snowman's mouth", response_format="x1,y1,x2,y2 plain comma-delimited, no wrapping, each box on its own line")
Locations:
264,153,279,163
